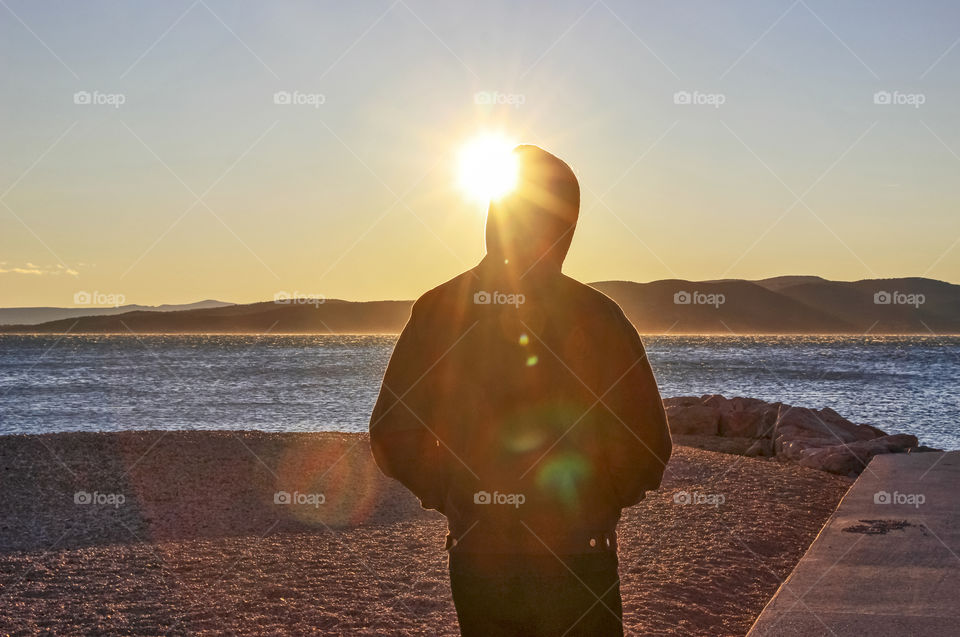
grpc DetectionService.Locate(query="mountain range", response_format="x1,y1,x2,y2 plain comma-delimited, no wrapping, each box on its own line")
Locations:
1,277,957,334
0,300,232,326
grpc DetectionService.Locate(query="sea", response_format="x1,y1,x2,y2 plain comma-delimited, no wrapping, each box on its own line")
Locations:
0,335,957,450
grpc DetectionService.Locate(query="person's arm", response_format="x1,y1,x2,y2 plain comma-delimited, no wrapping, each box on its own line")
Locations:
369,301,445,512
597,302,672,509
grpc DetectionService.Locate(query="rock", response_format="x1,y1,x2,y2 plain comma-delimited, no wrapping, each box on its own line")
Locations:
664,397,720,435
771,403,902,472
864,433,918,452
796,434,920,475
714,396,779,438
778,437,831,462
773,404,882,451
660,394,925,476
662,396,703,409
665,395,776,438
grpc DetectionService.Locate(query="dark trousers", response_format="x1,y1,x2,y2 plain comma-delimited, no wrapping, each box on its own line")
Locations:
448,552,624,637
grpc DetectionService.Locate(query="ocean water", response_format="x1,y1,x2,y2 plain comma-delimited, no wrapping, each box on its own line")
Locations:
0,335,957,449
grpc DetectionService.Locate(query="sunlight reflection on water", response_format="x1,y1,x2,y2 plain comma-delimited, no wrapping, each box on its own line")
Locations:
0,334,957,449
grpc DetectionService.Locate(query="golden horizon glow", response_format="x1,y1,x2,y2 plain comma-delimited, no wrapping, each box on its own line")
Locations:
457,134,519,204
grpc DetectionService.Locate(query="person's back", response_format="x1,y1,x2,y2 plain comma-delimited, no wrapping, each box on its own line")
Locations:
370,145,672,636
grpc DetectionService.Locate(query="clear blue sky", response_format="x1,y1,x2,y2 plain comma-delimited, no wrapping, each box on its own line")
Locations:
2,0,959,306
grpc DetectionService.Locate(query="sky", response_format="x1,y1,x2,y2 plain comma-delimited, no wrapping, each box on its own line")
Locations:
2,0,959,307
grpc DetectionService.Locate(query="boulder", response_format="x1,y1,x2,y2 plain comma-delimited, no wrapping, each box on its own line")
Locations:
663,396,703,409
715,396,778,438
664,397,720,435
665,394,776,438
796,434,920,476
660,394,925,476
773,404,880,448
778,437,835,462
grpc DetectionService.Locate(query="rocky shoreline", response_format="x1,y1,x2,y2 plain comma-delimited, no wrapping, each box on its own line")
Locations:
665,395,940,475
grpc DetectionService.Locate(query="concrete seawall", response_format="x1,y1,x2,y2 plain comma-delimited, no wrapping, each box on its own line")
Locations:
747,451,960,636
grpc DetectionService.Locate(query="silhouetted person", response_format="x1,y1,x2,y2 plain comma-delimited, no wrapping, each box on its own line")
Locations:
370,145,672,636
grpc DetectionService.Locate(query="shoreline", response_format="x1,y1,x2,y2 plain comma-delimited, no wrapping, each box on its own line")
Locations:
0,430,851,635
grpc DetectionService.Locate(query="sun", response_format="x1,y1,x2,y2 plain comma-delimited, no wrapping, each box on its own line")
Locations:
457,134,518,203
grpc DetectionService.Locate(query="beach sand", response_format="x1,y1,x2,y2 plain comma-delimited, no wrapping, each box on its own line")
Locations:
0,431,850,635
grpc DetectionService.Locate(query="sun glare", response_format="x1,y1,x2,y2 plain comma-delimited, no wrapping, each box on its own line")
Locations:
457,134,518,203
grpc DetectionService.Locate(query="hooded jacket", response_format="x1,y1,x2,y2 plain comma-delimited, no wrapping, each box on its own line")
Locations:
369,146,671,556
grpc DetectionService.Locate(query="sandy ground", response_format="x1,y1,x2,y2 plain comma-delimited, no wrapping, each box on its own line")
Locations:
0,432,851,636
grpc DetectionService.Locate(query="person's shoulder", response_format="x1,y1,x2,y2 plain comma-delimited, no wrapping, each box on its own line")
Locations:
560,276,644,353
558,274,628,319
410,269,478,316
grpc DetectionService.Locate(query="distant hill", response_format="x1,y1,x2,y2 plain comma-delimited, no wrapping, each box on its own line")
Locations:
0,300,233,326
0,300,413,334
591,277,959,333
753,277,960,333
1,278,958,334
591,279,854,333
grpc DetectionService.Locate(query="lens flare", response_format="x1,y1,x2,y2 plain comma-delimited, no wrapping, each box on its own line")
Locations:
457,134,518,202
